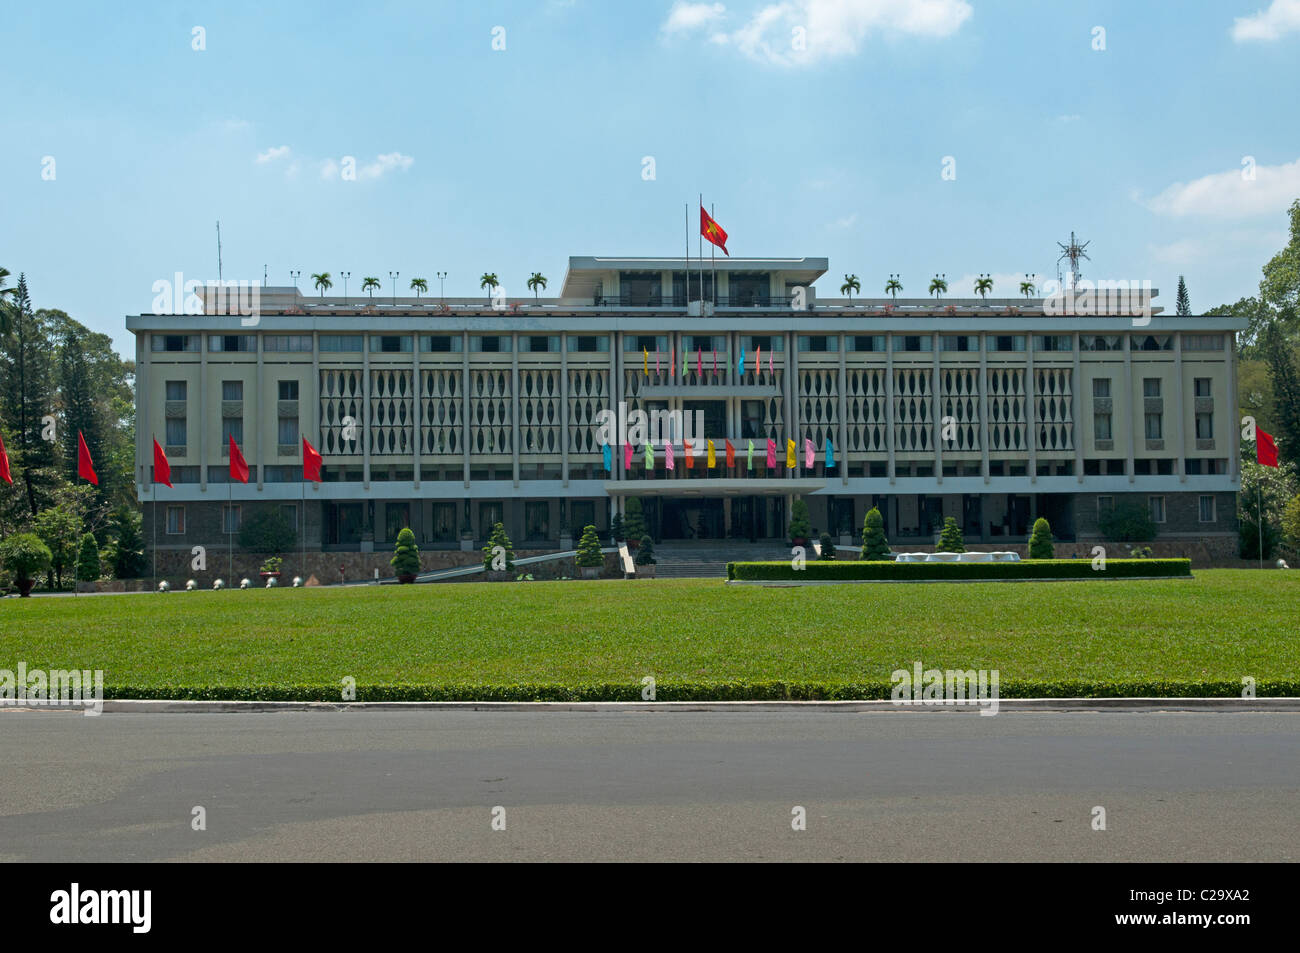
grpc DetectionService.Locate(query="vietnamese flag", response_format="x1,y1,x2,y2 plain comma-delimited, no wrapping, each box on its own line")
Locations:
152,438,172,487
700,206,729,256
303,436,323,482
1257,429,1279,468
228,435,249,484
725,439,735,467
0,432,11,485
77,431,98,485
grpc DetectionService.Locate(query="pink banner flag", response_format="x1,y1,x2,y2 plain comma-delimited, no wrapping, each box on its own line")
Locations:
766,439,777,469
756,345,761,377
624,442,633,470
805,438,814,468
666,441,675,470
697,347,702,377
712,347,717,374
769,348,774,375
655,349,660,374
671,348,675,376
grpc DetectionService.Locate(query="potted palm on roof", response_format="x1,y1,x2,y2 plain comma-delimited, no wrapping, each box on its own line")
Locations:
527,272,547,300
840,273,860,304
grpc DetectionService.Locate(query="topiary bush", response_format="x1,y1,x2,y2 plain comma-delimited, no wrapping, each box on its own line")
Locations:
239,511,297,554
788,498,812,543
623,498,647,542
1099,501,1157,542
818,532,836,560
0,533,53,595
482,522,515,571
861,507,891,560
1028,517,1054,559
634,535,656,565
936,516,965,553
76,533,100,583
611,513,625,542
576,524,604,568
390,527,420,579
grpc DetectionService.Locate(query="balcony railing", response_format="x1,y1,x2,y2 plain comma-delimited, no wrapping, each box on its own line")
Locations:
594,294,797,309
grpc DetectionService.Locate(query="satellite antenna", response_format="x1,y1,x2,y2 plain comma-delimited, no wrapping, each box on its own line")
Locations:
1056,231,1089,290
216,220,223,282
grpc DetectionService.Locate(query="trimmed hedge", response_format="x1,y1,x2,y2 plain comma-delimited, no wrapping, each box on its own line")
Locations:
100,678,1298,701
726,558,1192,581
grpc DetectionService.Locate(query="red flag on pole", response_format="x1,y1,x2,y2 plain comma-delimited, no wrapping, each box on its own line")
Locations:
152,438,172,487
303,436,323,482
725,439,735,467
0,432,11,485
1257,429,1279,468
700,206,729,256
77,431,98,485
228,435,249,484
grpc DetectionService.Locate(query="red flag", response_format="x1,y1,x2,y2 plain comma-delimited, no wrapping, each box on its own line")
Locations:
228,435,249,484
700,206,729,256
303,436,323,482
152,438,172,487
725,439,735,467
0,432,11,485
77,431,98,485
1257,429,1279,468
684,440,694,469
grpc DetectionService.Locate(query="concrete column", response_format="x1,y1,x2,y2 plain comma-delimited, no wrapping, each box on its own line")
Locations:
462,331,471,487
199,336,208,491
1173,331,1186,483
362,335,371,490
561,332,569,486
1026,331,1036,485
837,333,848,487
1072,332,1083,483
413,339,421,489
1124,333,1136,483
932,332,941,484
787,331,798,478
1228,332,1240,486
511,333,519,487
979,333,989,484
886,333,896,483
136,333,149,489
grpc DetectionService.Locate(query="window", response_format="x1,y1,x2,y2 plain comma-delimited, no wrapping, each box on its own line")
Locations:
263,465,298,483
1080,335,1121,351
1199,495,1216,523
1149,496,1166,524
165,418,187,447
385,503,410,542
209,334,255,353
222,380,243,401
165,380,187,401
625,335,668,353
223,504,241,535
319,334,363,352
798,335,837,352
1143,378,1161,398
522,335,559,353
371,335,413,353
280,504,298,530
847,335,885,352
1194,377,1211,398
222,418,243,447
1144,412,1163,440
568,335,608,353
152,334,199,353
989,335,1025,352
1092,378,1111,399
421,335,462,353
1035,334,1072,352
1094,412,1112,441
278,380,299,401
263,335,313,352
278,416,299,445
166,506,185,535
471,335,511,353
570,501,596,538
1196,412,1213,439
1183,334,1223,352
1137,335,1173,351
941,335,978,352
525,502,550,541
893,335,932,352
742,335,783,351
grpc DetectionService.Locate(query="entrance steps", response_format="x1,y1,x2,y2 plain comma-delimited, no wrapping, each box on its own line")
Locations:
650,542,790,578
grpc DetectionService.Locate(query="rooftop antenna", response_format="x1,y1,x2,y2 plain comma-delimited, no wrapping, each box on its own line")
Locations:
1056,231,1089,290
216,221,223,282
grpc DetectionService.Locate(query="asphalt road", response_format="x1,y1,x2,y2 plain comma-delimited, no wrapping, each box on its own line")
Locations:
1,710,1296,862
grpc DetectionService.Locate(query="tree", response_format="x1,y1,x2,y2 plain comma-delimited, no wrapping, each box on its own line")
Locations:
239,511,296,554
861,507,891,560
0,532,52,594
482,521,514,571
33,503,82,589
390,527,421,579
1099,500,1157,542
622,497,647,542
361,276,381,298
788,498,811,543
1239,457,1298,560
974,275,993,301
936,515,965,553
527,272,547,299
59,323,101,491
575,524,604,568
1263,322,1300,466
409,277,428,298
840,274,860,302
1020,278,1036,300
0,266,15,336
1260,198,1300,326
928,275,947,299
480,273,499,304
1028,517,1054,558
1175,275,1191,315
0,275,58,515
106,504,145,578
312,272,333,296
884,277,902,300
1281,494,1300,557
76,532,100,583
818,532,836,560
634,535,656,565
611,512,625,541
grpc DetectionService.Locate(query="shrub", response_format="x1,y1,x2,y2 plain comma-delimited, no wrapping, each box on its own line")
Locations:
259,556,283,574
1028,518,1054,559
107,505,146,579
634,535,656,565
861,507,891,560
482,522,515,571
390,527,420,577
0,533,53,583
576,524,604,568
1099,501,1157,542
1282,495,1300,554
239,511,297,554
936,516,965,553
34,504,81,589
611,513,625,541
623,498,647,542
818,532,836,560
788,498,812,542
726,558,1191,582
76,533,100,583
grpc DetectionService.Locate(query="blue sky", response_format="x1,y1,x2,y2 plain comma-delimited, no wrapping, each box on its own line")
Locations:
3,0,1299,354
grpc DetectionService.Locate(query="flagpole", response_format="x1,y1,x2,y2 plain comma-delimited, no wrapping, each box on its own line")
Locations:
698,193,704,314
228,478,233,581
1258,482,1264,570
684,201,690,309
710,202,717,309
301,476,306,582
150,434,157,590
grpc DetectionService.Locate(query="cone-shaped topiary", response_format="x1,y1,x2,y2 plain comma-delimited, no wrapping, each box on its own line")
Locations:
622,498,647,542
788,498,812,543
861,507,891,560
76,533,100,583
937,516,965,553
611,513,625,541
818,532,836,560
634,535,656,565
576,524,604,568
390,527,420,579
1028,517,1054,559
482,522,515,571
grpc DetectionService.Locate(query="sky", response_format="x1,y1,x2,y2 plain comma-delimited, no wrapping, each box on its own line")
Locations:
3,0,1300,356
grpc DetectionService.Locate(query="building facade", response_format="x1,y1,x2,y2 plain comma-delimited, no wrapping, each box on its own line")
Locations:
127,255,1245,554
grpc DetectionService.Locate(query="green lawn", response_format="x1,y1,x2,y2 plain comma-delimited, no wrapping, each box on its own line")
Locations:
1,570,1297,699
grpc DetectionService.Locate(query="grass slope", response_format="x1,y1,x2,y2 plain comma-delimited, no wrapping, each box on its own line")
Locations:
1,571,1296,699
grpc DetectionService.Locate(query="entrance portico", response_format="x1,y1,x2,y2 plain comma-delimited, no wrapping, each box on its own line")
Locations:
605,478,825,541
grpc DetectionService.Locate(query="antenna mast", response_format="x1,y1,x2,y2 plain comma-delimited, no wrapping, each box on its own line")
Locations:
1055,231,1089,290
216,221,223,282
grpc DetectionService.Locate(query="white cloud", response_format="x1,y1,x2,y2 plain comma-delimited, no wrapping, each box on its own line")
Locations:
663,2,727,34
826,212,858,228
256,145,291,163
1149,230,1288,264
1145,157,1300,218
1054,113,1081,124
358,152,415,180
1231,0,1300,41
677,0,972,66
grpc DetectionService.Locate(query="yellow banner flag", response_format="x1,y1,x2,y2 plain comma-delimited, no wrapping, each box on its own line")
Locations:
786,438,796,468
643,348,648,376
706,439,716,468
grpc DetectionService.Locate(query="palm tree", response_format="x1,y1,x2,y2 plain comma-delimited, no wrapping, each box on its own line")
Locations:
410,277,428,298
974,275,994,301
311,272,333,296
884,275,902,300
928,275,948,300
480,272,499,304
1020,276,1036,300
839,273,860,303
527,272,547,300
361,276,381,298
